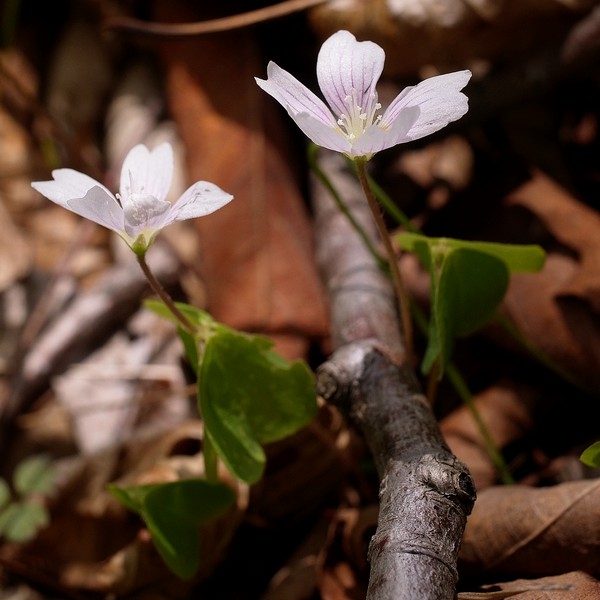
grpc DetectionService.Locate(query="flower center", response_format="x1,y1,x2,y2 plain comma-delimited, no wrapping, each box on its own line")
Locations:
123,193,171,236
337,88,382,142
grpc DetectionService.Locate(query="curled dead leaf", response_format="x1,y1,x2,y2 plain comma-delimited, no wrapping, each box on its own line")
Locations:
460,571,600,599
502,171,600,392
460,479,600,578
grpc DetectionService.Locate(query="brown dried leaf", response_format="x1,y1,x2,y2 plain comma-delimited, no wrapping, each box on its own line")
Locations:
155,0,329,359
459,479,600,578
507,171,600,311
461,571,600,599
309,0,596,76
502,171,600,392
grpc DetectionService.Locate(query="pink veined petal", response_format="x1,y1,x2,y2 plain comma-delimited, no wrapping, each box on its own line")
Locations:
66,186,125,232
293,113,353,154
163,181,234,225
255,62,337,127
316,30,385,119
350,106,421,157
31,169,112,209
119,143,173,203
381,70,472,141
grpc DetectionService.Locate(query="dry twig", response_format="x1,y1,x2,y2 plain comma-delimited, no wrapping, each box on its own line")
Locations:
312,150,476,600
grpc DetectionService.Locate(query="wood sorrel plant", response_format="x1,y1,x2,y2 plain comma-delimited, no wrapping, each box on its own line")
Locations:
31,142,317,579
256,29,472,360
259,30,546,489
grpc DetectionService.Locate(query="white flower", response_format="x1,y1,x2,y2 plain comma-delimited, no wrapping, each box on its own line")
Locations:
255,30,472,159
31,143,233,254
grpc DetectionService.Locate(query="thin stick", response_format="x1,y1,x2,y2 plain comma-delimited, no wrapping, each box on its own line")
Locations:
136,253,196,334
354,158,414,363
104,0,328,38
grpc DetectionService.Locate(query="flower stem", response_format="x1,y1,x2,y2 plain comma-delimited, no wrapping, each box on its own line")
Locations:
354,158,414,363
136,252,196,334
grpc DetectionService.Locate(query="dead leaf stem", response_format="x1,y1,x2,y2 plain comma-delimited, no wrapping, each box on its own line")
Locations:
104,0,328,38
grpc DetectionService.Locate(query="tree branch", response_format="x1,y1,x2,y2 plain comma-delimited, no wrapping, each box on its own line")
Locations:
312,150,476,600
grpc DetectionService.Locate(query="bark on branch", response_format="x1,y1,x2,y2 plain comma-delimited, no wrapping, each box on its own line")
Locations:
312,150,476,600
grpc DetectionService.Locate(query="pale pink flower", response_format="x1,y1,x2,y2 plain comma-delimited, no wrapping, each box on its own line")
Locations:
256,30,472,159
32,143,233,254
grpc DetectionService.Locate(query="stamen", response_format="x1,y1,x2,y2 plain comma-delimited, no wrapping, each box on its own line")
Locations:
336,88,382,143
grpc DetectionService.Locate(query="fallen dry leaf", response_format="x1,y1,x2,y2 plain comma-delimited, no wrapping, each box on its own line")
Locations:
502,171,600,392
461,571,600,599
154,0,329,360
460,479,600,578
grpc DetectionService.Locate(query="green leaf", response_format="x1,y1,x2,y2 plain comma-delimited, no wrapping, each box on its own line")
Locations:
396,233,546,273
199,329,317,484
13,455,55,496
0,501,49,542
441,248,510,337
111,479,235,579
396,232,540,377
424,248,509,375
581,441,600,467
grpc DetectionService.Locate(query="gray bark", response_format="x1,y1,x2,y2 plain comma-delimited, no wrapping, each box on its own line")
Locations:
312,150,476,600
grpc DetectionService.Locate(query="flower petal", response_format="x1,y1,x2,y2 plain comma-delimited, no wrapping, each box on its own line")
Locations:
381,70,472,141
350,106,420,157
292,113,352,154
316,30,385,119
66,186,125,232
255,62,336,127
164,182,234,225
31,169,111,209
119,143,173,202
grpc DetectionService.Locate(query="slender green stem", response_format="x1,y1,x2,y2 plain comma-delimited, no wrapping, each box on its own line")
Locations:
354,158,414,363
346,157,418,233
446,364,515,485
136,252,196,334
411,304,514,484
